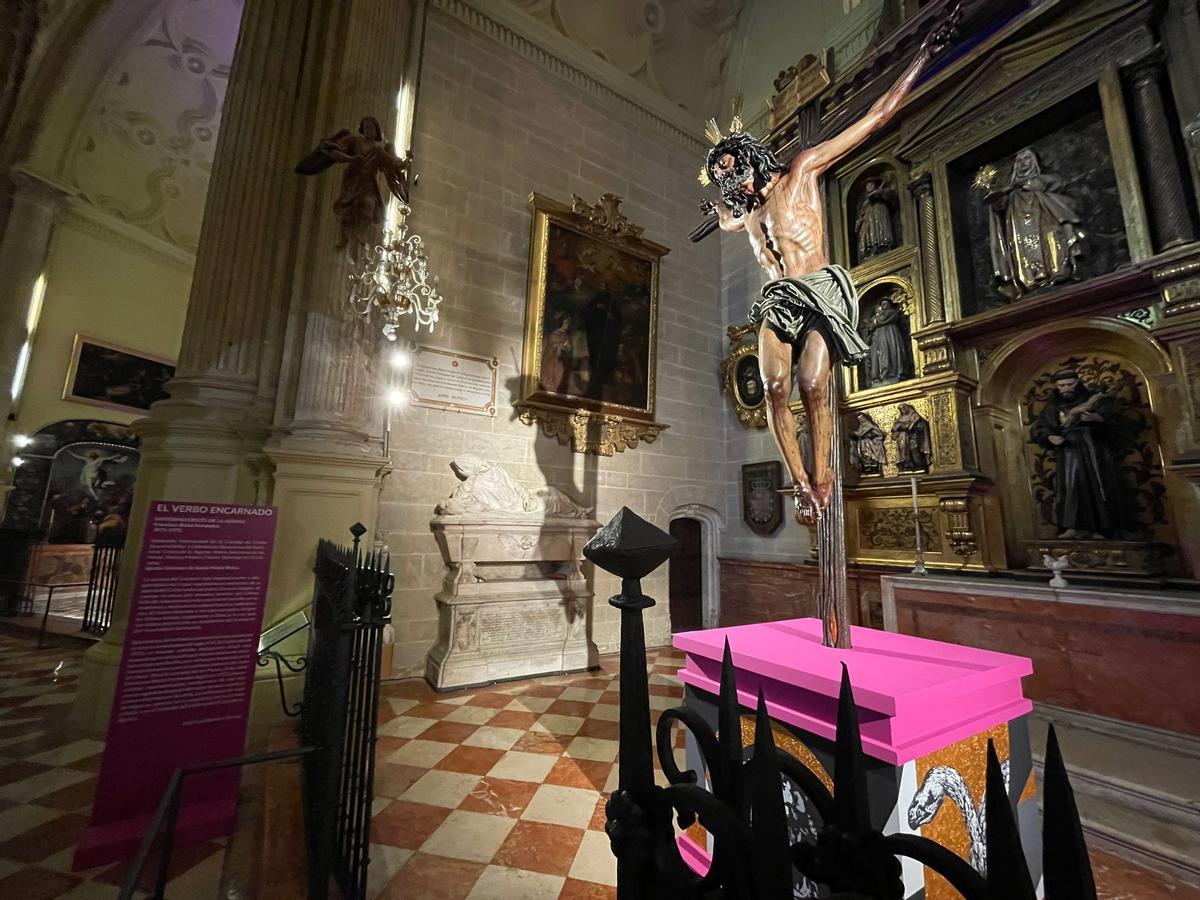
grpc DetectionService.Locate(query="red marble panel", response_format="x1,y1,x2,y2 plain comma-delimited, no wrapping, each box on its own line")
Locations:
717,559,883,629
891,587,1200,736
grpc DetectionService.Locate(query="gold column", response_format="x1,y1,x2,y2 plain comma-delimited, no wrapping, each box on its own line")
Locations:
909,174,945,325
1127,56,1196,252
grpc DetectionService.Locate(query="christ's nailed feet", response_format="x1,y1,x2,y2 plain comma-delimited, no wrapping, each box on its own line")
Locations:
793,483,821,526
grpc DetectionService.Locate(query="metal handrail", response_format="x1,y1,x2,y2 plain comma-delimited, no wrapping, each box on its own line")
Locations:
116,746,316,900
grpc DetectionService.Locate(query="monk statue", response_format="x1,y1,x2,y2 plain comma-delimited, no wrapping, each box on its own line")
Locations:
697,7,959,527
696,7,960,648
860,295,912,388
985,147,1085,299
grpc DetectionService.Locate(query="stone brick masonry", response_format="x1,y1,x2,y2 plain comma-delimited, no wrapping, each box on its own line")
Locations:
380,10,728,675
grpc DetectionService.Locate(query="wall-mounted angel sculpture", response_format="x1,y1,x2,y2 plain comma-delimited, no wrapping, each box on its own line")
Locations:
295,115,411,258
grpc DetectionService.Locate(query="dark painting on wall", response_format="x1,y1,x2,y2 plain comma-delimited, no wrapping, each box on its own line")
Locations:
64,335,175,414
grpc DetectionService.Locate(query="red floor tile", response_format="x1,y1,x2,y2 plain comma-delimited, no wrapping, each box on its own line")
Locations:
383,851,484,899
371,800,452,849
492,819,585,876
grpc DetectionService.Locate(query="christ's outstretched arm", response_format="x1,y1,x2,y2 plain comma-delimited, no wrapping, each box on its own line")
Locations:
793,4,959,177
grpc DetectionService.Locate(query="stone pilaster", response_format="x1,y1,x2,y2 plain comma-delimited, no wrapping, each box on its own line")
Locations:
1127,56,1196,252
909,174,945,326
72,0,399,733
0,172,65,444
275,0,410,450
262,0,412,623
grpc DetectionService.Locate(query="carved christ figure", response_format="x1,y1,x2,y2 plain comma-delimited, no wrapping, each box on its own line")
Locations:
700,9,959,525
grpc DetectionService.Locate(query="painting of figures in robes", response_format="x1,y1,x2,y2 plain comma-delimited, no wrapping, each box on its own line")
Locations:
522,193,664,424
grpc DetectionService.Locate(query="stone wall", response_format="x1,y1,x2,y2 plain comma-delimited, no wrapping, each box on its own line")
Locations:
379,9,727,676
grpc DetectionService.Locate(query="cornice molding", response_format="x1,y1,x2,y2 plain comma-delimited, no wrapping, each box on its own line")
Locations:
429,0,705,154
60,196,196,269
8,164,196,269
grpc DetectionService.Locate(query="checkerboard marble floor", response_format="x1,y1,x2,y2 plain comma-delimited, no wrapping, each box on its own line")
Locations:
0,633,229,899
366,647,689,899
0,630,1197,899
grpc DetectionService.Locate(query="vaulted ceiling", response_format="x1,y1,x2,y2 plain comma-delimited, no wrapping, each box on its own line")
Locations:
505,0,745,117
17,0,241,255
64,0,241,253
19,0,770,256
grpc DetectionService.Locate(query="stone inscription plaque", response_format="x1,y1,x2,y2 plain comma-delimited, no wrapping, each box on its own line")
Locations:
409,343,499,416
480,606,565,646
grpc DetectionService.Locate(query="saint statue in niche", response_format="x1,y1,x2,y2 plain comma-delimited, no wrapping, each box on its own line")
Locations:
984,148,1085,299
859,295,912,388
854,177,896,261
849,413,887,476
295,115,411,259
892,403,932,471
1029,369,1127,539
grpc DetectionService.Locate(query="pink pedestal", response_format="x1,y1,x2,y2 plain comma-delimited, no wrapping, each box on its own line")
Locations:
672,619,1041,897
673,618,1032,765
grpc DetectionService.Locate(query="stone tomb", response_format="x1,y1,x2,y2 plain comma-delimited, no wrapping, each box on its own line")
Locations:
425,457,599,690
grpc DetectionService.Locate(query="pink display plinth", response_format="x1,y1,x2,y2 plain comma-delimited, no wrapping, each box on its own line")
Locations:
673,618,1033,765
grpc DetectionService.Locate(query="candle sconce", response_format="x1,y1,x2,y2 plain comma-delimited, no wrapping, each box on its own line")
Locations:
910,475,927,575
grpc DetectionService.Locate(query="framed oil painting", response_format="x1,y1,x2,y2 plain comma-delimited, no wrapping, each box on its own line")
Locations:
63,335,175,414
517,192,669,455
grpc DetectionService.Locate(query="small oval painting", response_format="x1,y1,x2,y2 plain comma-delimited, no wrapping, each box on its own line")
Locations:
733,353,765,409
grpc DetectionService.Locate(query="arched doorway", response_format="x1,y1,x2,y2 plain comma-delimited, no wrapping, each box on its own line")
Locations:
669,518,703,633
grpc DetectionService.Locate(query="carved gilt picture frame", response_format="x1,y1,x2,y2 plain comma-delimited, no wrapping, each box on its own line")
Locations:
517,192,669,455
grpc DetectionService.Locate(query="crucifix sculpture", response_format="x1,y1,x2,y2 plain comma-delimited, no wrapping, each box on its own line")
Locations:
695,8,959,648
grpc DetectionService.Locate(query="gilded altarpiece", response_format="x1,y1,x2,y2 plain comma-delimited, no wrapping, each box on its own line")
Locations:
764,0,1200,578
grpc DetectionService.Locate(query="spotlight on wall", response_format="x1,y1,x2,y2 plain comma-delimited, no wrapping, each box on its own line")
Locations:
390,349,411,370
12,434,31,448
11,456,24,469
386,387,409,408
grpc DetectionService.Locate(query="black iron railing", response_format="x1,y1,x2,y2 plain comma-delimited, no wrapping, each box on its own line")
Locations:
585,506,1098,900
301,523,393,900
119,523,393,900
0,527,41,616
81,530,125,635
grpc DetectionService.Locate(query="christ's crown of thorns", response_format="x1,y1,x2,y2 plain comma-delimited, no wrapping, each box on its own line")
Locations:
698,94,747,186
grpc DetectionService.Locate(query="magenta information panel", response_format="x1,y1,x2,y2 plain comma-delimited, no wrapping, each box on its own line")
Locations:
75,502,277,870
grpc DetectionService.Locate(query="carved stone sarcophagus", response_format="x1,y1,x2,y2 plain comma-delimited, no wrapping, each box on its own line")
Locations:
425,456,600,690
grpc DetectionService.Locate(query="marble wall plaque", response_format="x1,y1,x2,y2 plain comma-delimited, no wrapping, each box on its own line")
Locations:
409,343,499,416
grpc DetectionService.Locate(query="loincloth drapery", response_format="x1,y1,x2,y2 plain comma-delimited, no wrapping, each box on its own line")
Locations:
751,265,869,365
